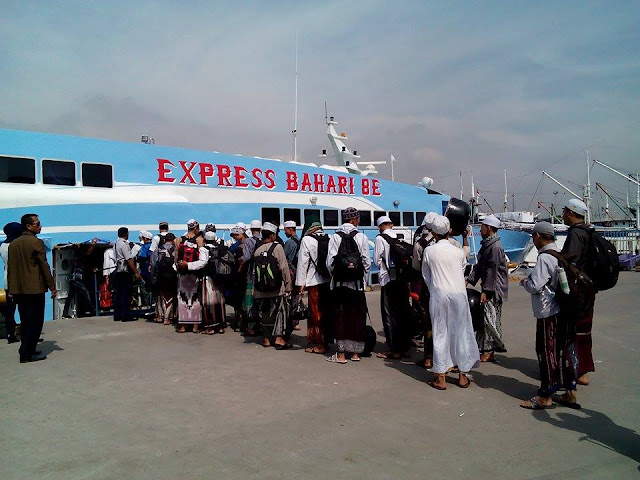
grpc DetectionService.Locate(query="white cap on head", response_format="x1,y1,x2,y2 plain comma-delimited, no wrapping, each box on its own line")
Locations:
139,230,153,240
187,219,199,229
532,221,555,237
262,222,277,233
431,215,451,235
250,220,262,229
565,198,588,217
231,222,245,235
204,231,217,241
376,215,392,227
283,220,296,228
422,212,438,228
482,214,501,229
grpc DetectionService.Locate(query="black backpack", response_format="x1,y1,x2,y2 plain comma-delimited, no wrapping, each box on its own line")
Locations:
332,230,365,283
575,225,619,291
309,233,330,278
380,233,413,281
540,250,595,320
254,243,283,291
153,245,177,284
205,242,236,283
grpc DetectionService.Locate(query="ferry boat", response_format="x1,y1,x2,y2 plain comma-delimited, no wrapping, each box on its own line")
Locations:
0,118,531,320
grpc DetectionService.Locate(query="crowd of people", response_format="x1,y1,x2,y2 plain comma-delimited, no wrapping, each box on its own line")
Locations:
0,198,604,410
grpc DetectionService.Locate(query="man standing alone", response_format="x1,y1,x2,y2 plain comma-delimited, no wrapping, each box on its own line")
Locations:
8,214,56,363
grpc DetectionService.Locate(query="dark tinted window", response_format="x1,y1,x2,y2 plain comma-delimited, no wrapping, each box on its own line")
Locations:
43,159,75,186
283,208,301,226
262,207,280,226
441,200,449,214
0,156,35,184
416,211,426,225
82,163,112,188
402,211,415,226
373,211,387,224
358,210,372,226
303,209,321,225
323,209,339,227
389,211,401,226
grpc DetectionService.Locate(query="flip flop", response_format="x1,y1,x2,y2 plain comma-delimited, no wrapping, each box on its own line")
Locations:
552,394,581,410
427,381,446,391
275,343,293,350
376,352,401,360
350,357,361,362
457,379,472,389
520,397,555,410
326,353,347,364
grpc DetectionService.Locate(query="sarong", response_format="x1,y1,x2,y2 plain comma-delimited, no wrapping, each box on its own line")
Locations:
155,285,177,323
536,315,578,397
255,295,288,338
307,283,331,346
380,280,412,354
334,287,366,354
202,276,226,330
177,274,202,325
476,299,505,352
575,305,595,377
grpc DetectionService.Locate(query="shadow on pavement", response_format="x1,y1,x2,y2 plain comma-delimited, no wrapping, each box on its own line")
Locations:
471,370,537,400
532,408,640,465
494,355,540,381
38,340,64,356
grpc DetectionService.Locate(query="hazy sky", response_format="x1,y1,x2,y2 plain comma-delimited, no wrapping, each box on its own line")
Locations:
2,1,638,217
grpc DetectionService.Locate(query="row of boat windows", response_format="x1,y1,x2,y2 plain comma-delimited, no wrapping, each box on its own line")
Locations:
0,156,113,188
261,207,428,228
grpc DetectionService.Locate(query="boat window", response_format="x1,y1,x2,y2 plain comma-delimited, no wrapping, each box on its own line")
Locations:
324,209,339,227
441,200,449,215
304,209,321,226
42,159,76,186
389,211,401,226
261,207,280,226
283,208,301,226
402,211,415,227
82,163,113,188
373,211,387,224
416,211,426,225
0,156,35,184
358,210,372,227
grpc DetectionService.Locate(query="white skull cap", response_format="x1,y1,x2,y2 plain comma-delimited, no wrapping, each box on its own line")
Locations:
283,220,296,228
565,198,588,217
422,212,438,228
431,215,451,235
250,220,262,229
482,214,501,228
262,222,277,233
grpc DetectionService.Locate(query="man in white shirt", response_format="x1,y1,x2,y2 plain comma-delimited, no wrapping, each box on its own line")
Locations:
374,216,412,360
326,207,371,363
296,222,331,354
422,216,480,390
113,227,142,322
150,221,170,253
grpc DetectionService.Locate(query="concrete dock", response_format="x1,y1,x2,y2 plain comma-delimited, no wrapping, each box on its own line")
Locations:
1,273,639,479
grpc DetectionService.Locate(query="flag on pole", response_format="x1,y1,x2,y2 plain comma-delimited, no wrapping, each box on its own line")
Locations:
390,154,396,163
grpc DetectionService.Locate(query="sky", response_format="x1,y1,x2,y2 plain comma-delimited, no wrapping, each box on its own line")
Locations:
1,1,638,218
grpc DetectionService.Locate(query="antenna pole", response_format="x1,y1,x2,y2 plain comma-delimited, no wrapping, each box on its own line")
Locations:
585,150,591,223
459,171,464,200
292,34,298,162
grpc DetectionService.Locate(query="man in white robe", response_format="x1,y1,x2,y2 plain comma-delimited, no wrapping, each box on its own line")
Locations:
422,215,480,390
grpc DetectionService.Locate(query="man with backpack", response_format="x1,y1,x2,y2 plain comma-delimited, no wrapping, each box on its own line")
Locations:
151,233,178,324
296,221,332,354
374,215,413,360
175,220,208,333
201,229,228,334
283,220,302,331
520,222,579,409
113,227,143,322
253,222,292,349
561,199,599,386
326,207,371,364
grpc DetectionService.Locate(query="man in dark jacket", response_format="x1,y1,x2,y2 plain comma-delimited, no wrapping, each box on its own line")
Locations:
561,198,597,386
467,214,508,362
8,214,57,363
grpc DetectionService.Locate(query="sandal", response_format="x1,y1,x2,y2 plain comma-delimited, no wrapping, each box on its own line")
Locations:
520,396,554,410
326,353,347,364
275,342,293,350
457,378,471,388
376,352,401,360
552,394,581,410
427,380,446,391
